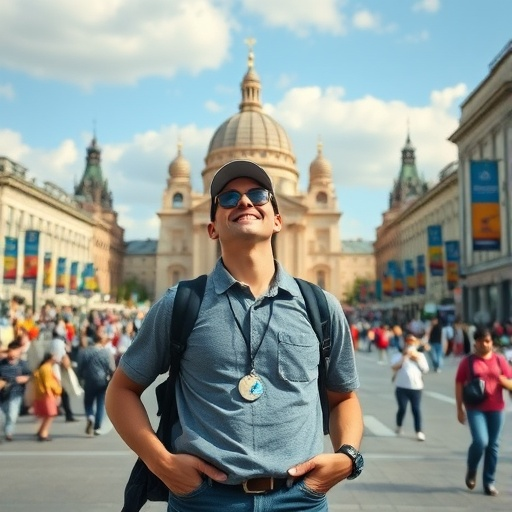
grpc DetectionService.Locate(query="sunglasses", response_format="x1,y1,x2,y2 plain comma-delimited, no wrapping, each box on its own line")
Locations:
215,188,273,209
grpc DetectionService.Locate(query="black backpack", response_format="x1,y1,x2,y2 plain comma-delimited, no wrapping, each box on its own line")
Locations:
122,275,331,512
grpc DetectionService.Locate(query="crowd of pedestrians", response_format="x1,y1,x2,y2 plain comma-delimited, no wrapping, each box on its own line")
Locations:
349,313,512,497
0,295,143,442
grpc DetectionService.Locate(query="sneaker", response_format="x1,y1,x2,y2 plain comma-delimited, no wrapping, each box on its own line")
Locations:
484,484,499,497
85,417,94,436
395,426,403,435
416,432,426,441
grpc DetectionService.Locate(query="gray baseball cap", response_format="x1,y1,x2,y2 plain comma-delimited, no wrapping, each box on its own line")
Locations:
210,160,278,220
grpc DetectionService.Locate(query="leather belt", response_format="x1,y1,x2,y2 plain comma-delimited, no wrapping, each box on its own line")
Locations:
213,477,289,494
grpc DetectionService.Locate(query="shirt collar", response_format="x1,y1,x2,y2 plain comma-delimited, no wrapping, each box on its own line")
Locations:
211,258,299,299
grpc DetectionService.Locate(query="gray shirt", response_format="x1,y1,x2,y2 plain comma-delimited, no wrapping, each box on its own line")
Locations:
119,260,359,484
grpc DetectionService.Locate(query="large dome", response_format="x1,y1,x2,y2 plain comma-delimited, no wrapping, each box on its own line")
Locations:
202,47,299,196
208,110,293,154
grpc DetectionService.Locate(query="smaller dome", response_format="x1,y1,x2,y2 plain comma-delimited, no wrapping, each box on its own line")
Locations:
310,142,332,180
168,143,190,180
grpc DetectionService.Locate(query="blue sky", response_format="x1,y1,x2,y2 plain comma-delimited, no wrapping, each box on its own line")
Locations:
1,0,511,242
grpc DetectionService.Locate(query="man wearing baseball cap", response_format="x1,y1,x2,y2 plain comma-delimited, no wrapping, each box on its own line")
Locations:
107,159,363,511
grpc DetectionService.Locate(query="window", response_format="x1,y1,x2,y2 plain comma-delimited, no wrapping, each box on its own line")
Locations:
172,193,184,208
317,270,326,289
316,192,328,204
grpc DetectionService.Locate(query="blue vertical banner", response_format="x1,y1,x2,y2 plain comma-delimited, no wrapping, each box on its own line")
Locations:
82,263,97,297
56,257,67,294
445,241,460,291
427,225,444,276
69,261,79,295
417,255,426,294
3,236,18,284
470,160,501,250
405,259,415,295
392,261,404,296
43,252,52,290
23,230,39,283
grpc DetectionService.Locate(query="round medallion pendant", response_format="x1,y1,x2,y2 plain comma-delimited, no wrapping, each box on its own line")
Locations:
238,373,264,402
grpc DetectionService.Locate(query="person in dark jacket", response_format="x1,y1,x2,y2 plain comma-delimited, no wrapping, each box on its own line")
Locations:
77,325,116,436
0,340,31,440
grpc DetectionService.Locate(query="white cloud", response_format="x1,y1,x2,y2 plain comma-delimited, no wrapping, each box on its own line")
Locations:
0,0,232,87
352,10,380,30
413,0,441,13
242,0,346,36
403,30,430,43
205,100,223,113
268,84,465,191
0,83,15,100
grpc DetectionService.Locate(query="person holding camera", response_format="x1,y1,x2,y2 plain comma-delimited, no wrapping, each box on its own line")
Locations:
390,334,429,441
455,327,512,497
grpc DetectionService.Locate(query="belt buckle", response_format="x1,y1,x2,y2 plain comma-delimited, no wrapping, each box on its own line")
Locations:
242,477,273,494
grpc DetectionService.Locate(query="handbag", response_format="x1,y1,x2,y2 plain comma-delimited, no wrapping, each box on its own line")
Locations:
61,367,84,397
462,355,486,405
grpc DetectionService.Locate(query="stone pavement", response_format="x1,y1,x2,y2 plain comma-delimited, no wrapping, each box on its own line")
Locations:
0,351,511,511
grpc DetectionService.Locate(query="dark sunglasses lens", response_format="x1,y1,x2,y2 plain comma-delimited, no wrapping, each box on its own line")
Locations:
218,190,242,208
217,189,270,208
246,189,270,205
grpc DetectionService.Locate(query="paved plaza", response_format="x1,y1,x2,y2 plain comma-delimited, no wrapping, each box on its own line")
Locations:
1,350,511,511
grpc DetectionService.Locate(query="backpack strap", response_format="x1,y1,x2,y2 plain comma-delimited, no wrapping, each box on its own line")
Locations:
294,278,331,435
158,275,207,439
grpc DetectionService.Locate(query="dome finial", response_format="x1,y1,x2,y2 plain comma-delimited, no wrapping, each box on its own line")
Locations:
317,137,323,155
244,37,256,69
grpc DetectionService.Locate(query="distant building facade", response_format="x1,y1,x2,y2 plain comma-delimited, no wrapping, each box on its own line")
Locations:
154,48,373,302
0,138,124,309
449,40,512,325
123,239,158,301
374,133,460,322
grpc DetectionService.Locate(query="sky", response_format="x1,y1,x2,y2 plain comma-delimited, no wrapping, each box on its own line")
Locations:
1,0,511,243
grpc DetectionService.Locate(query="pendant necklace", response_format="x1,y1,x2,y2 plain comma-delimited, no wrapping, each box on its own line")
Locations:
227,295,273,402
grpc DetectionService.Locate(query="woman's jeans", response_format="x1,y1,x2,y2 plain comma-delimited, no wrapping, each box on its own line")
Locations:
429,343,443,371
83,385,107,431
466,409,505,486
395,387,422,432
0,395,23,437
168,478,328,511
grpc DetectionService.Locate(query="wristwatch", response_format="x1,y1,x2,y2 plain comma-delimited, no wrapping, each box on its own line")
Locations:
336,444,364,480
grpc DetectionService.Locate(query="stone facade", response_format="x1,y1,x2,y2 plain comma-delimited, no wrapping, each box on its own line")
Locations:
154,49,374,302
449,40,512,324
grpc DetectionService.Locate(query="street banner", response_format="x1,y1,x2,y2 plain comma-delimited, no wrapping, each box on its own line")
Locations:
43,252,52,290
405,259,415,295
56,257,67,294
392,261,404,296
445,241,460,291
22,230,39,283
470,160,501,250
3,236,18,284
427,225,444,276
69,261,79,295
417,255,426,294
82,263,97,297
375,280,382,301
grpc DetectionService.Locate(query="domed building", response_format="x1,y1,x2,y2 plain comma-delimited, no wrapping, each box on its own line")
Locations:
154,46,374,301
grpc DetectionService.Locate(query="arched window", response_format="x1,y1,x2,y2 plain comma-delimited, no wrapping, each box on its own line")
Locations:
316,192,328,204
172,193,184,208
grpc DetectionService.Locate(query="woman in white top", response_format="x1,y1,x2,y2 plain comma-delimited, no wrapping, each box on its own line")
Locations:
390,334,429,441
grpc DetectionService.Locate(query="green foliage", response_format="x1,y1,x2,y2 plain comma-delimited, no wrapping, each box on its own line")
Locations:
117,277,148,303
346,277,372,306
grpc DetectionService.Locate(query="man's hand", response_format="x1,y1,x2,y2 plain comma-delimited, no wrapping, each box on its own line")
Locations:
287,453,351,494
153,453,227,496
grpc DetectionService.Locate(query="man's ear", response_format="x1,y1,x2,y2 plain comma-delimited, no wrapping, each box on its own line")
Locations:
273,214,282,234
207,222,219,240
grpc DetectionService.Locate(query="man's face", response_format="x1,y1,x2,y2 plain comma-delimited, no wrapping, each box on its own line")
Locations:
474,334,493,356
208,177,281,244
